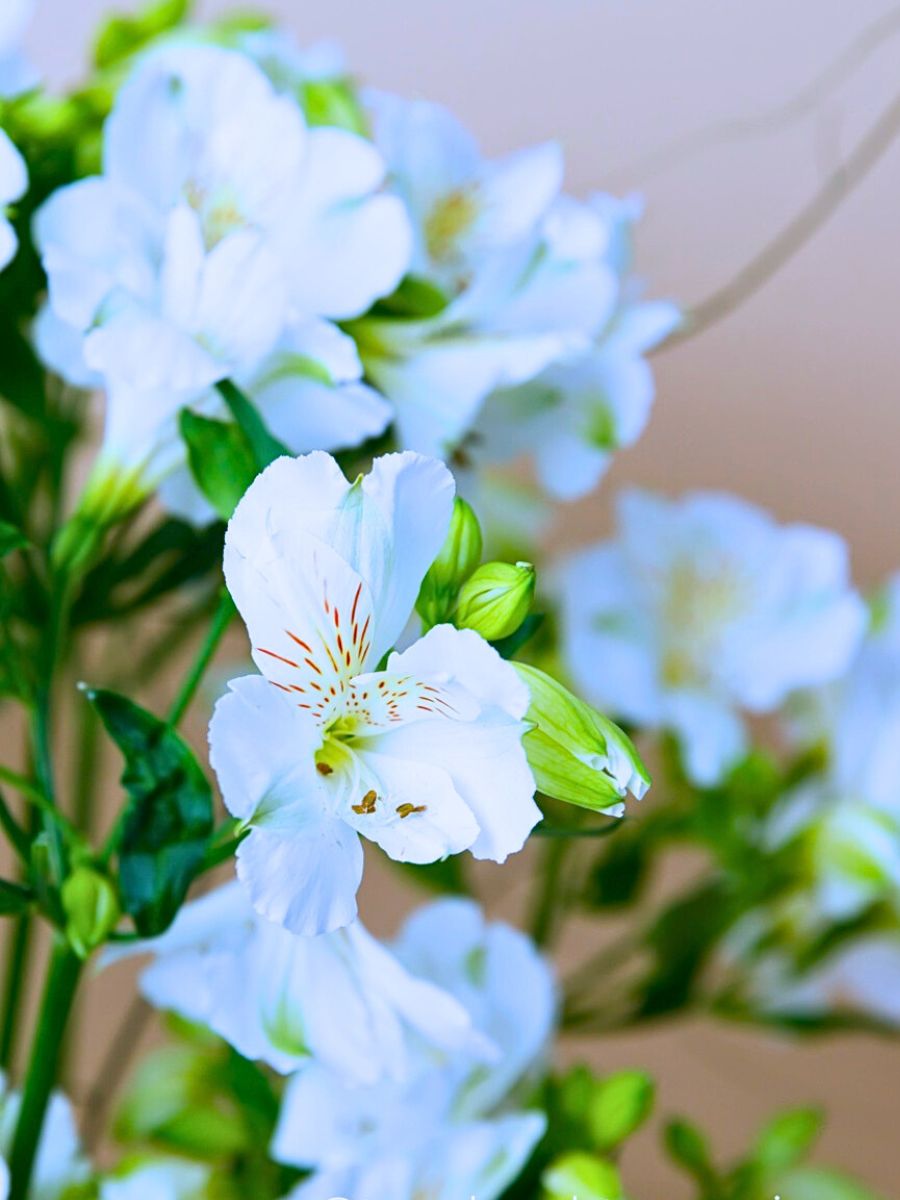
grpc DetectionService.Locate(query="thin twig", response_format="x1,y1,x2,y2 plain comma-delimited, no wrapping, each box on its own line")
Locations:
82,994,153,1152
659,85,900,351
612,5,900,186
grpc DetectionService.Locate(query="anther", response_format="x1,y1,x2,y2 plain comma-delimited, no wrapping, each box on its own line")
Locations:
396,803,427,819
352,789,378,815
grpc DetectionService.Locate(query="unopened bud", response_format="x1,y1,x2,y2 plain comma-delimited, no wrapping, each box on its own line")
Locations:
514,663,650,814
62,867,120,959
456,560,535,641
417,498,484,628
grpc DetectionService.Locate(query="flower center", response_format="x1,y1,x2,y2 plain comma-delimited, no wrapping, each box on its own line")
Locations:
184,178,247,249
425,186,479,264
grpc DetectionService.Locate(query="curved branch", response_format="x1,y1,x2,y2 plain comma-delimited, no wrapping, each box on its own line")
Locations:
658,85,900,351
612,5,900,186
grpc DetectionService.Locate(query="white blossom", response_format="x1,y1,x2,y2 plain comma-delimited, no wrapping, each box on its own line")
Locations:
272,900,553,1200
104,882,477,1085
0,130,26,271
210,451,540,934
159,318,392,524
475,196,678,500
35,43,410,502
351,93,611,459
790,572,900,814
0,0,37,97
558,490,866,785
743,575,900,953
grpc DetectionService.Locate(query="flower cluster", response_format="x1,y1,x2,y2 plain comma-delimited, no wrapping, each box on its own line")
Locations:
0,3,895,1199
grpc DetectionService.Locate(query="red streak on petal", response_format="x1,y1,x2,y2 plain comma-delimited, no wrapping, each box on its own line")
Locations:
258,648,300,669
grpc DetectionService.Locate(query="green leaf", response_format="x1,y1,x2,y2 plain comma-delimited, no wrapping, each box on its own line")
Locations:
587,835,648,907
0,879,32,915
639,879,736,1017
115,1043,249,1157
179,409,259,521
93,0,192,69
85,688,213,935
587,1070,655,1151
542,1152,622,1200
664,1118,720,1189
752,1107,823,1172
0,520,27,558
216,379,289,470
371,274,450,319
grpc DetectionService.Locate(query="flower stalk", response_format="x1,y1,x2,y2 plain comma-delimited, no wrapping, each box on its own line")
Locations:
7,937,82,1200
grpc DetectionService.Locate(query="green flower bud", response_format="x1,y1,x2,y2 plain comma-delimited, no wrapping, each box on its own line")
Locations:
62,867,120,959
456,560,535,641
416,498,483,628
514,663,650,813
542,1151,623,1200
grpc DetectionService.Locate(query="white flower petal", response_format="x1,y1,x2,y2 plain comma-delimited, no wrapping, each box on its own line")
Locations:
346,750,479,863
284,126,412,318
224,527,376,701
208,675,324,823
237,821,363,936
0,129,26,206
377,627,538,861
226,451,454,663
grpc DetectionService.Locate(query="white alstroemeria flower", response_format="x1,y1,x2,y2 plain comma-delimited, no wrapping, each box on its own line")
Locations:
369,90,563,298
352,94,615,459
272,900,552,1200
32,303,103,390
0,130,26,271
730,912,900,1027
765,784,900,922
0,1077,88,1200
159,318,392,524
558,490,866,785
35,43,410,503
789,573,900,816
476,195,678,501
775,935,900,1026
101,1160,210,1200
394,898,556,1114
211,451,540,934
0,0,37,97
278,1075,544,1200
105,881,477,1084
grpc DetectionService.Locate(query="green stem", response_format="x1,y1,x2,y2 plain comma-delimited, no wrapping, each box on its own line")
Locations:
7,938,81,1200
0,787,29,862
0,764,45,805
30,567,73,885
529,836,569,948
167,589,234,727
0,912,33,1072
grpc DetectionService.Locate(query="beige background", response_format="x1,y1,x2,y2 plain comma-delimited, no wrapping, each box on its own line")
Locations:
16,1,900,1195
